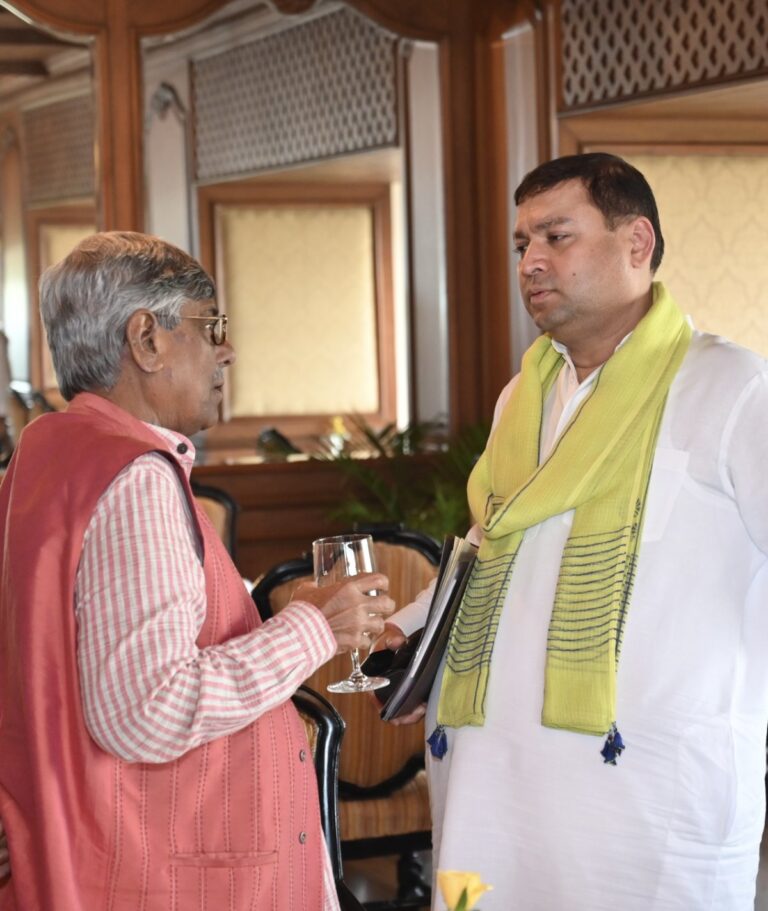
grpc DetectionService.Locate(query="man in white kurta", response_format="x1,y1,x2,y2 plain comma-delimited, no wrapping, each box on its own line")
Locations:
388,154,768,910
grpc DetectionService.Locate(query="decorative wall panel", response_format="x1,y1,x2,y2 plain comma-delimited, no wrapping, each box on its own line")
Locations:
217,203,380,416
193,7,398,181
22,95,95,203
559,0,768,110
626,153,768,357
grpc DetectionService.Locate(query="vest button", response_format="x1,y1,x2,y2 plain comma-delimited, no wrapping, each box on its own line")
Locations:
298,831,307,844
299,749,307,762
176,442,188,454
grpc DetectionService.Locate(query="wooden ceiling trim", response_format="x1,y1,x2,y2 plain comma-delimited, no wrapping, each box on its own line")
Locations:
0,0,227,34
0,60,47,76
0,26,70,45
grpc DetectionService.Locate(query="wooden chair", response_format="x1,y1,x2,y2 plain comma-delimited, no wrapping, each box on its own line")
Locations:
292,685,365,911
253,525,441,911
191,482,239,560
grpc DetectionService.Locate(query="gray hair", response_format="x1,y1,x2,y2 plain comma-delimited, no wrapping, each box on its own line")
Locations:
39,231,216,401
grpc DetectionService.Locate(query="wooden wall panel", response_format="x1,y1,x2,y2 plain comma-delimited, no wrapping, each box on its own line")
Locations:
192,458,349,579
558,114,768,156
191,454,436,581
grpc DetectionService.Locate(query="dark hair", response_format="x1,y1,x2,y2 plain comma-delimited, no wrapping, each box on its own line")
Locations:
514,152,664,272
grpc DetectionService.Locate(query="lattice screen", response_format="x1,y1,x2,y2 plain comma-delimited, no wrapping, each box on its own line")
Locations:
193,7,398,181
22,95,95,203
559,0,768,110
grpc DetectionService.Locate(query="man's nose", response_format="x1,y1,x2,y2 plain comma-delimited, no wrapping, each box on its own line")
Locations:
518,244,546,275
217,339,236,367
519,242,546,276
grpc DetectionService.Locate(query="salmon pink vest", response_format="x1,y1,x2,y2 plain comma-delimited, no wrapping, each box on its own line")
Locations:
0,394,326,911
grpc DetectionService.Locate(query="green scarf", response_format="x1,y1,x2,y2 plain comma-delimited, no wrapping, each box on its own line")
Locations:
437,283,691,737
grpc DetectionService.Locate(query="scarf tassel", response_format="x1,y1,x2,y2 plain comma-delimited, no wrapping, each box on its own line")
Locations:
600,723,626,765
427,724,448,759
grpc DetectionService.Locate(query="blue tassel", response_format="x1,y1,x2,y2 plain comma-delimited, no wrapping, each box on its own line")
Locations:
427,724,448,759
600,739,618,764
600,723,626,765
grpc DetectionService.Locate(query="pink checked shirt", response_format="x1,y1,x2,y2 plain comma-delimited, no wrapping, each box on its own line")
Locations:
74,423,340,911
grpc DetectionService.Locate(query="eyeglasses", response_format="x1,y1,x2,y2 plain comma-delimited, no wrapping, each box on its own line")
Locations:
181,314,228,346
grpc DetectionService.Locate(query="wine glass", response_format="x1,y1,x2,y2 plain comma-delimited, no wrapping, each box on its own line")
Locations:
313,533,389,694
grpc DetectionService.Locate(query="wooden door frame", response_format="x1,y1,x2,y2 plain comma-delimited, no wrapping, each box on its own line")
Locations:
25,203,96,405
197,179,397,446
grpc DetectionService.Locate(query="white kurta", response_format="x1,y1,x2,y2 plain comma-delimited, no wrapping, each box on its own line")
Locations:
394,330,768,911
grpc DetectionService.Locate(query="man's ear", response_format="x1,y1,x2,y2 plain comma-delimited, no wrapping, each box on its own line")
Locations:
125,310,165,375
628,216,656,269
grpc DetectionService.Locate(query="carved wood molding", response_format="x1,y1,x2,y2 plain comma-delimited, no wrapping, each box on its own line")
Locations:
344,0,448,39
345,0,530,40
3,0,226,34
0,0,105,33
269,0,321,17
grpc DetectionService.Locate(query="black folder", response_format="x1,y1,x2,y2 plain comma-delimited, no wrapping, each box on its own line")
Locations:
362,535,477,720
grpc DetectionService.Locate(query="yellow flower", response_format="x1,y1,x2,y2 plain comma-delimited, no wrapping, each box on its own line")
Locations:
437,870,493,910
330,416,348,437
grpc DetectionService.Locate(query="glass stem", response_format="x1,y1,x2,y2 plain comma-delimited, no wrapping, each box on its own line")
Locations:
349,649,366,681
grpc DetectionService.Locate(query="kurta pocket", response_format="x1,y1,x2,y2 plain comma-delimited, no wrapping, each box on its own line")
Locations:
642,448,689,542
170,850,277,867
672,717,737,846
170,851,278,910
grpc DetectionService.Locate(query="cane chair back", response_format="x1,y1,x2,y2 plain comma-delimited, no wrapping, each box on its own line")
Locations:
191,482,239,560
253,527,441,908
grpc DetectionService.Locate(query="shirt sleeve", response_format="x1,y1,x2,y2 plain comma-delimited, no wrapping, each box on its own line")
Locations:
75,452,336,763
720,368,768,557
322,844,341,911
388,517,485,636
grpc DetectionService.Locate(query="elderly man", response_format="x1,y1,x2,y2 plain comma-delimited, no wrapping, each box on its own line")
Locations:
0,232,393,910
388,153,768,910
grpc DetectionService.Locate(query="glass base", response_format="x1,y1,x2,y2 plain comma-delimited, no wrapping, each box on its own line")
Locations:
327,674,389,694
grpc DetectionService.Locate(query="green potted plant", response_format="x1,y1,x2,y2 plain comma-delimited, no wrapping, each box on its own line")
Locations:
317,416,490,541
